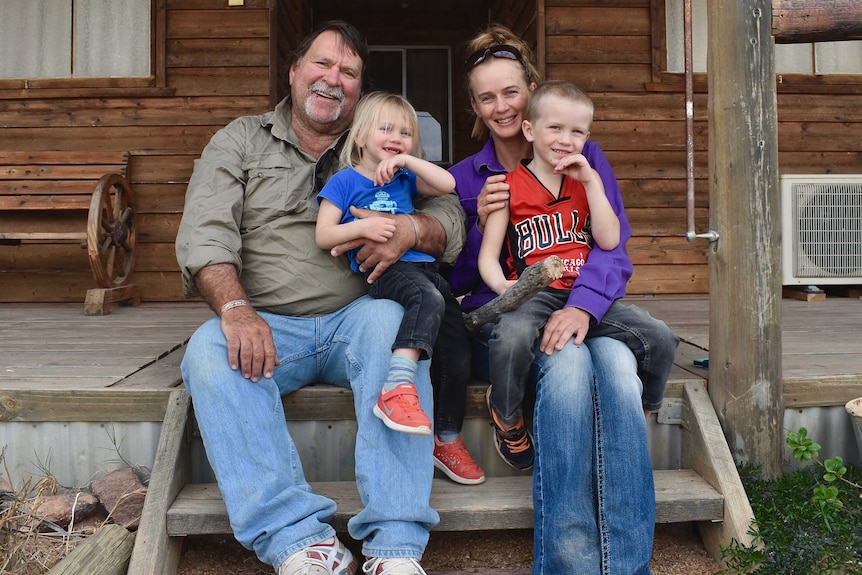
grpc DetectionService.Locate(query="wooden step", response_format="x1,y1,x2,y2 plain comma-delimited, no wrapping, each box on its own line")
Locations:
165,470,723,536
129,383,753,575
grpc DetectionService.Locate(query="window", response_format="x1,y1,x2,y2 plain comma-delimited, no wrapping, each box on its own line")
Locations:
0,0,151,79
665,0,862,75
368,47,451,164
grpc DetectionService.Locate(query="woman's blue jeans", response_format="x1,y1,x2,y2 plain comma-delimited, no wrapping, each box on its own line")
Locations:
181,296,439,568
474,327,654,575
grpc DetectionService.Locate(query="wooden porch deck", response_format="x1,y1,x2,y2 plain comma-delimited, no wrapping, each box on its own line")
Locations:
1,295,860,421
2,295,858,572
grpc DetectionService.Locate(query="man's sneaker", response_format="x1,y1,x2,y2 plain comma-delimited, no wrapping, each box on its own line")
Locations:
373,383,432,435
362,557,427,575
433,435,486,485
486,387,534,471
277,536,356,575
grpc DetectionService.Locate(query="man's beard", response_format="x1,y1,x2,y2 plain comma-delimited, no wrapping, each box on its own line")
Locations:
304,81,346,123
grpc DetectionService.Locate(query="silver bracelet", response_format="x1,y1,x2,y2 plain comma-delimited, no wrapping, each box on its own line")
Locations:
406,214,420,248
219,299,250,316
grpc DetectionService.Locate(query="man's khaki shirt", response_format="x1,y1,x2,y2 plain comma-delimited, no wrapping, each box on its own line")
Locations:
176,98,465,317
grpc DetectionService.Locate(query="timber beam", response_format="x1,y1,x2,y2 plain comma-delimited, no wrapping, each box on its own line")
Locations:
773,0,862,43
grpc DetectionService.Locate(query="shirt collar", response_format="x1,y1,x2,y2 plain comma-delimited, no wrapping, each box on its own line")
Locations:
471,138,507,175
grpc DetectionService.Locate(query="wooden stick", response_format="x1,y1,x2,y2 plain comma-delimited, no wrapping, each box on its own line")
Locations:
462,256,564,334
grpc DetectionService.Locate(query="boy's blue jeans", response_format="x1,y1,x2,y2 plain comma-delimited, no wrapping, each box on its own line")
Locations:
589,300,680,412
485,290,678,422
474,329,654,575
181,297,439,568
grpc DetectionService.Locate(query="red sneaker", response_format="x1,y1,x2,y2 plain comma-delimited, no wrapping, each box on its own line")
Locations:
433,435,486,485
373,383,432,435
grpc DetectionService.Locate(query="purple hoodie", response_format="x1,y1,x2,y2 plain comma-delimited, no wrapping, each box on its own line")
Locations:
447,138,633,323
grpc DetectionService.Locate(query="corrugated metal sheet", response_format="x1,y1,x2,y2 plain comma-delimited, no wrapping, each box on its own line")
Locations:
4,405,860,490
784,405,862,469
1,422,161,488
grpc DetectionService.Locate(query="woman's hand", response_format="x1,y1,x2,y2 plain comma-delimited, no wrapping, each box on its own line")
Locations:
539,306,593,355
476,174,510,232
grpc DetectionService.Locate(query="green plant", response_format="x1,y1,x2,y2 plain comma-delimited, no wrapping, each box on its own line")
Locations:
719,430,862,575
787,427,862,533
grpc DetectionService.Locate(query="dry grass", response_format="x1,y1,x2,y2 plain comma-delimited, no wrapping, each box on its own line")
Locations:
0,448,91,574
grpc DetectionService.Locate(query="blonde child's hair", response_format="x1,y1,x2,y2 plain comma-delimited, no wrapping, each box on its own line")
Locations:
340,91,423,168
464,24,542,141
525,80,594,124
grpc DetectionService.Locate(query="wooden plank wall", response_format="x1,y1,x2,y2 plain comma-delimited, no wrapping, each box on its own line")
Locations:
545,0,862,295
2,0,861,302
544,0,709,294
0,0,273,302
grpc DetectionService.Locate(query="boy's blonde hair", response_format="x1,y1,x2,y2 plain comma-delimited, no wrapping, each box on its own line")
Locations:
464,24,542,141
525,80,594,124
340,91,423,168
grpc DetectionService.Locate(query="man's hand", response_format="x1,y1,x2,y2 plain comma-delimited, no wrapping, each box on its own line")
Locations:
539,306,593,355
330,206,413,283
476,174,510,232
220,306,279,381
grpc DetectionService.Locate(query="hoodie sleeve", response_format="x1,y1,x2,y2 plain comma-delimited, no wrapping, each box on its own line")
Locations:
565,140,633,324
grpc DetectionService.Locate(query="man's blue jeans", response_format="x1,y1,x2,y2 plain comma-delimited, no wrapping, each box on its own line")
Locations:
474,328,654,575
181,296,439,568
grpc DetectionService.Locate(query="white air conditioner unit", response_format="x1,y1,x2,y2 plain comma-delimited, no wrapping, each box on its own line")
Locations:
781,174,862,286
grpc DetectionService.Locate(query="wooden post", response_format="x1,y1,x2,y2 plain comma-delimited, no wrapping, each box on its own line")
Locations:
772,0,862,43
127,389,192,575
707,0,784,477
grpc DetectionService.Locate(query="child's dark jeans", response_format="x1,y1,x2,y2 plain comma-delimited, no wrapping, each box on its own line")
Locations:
368,260,471,435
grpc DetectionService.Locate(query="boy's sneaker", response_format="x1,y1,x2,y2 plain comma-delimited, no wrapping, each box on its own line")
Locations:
433,435,486,485
277,536,356,575
362,557,427,575
374,383,432,435
486,387,534,471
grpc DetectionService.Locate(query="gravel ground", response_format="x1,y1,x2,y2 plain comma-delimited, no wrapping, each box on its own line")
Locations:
177,523,721,575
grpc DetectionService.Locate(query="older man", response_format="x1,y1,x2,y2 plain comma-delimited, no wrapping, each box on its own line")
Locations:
176,20,464,575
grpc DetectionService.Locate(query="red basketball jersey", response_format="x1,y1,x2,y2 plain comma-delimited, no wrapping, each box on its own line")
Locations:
504,163,593,290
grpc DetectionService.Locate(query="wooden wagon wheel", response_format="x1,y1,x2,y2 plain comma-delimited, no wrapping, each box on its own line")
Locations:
87,173,136,288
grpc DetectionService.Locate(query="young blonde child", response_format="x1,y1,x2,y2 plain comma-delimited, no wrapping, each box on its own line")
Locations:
316,92,476,450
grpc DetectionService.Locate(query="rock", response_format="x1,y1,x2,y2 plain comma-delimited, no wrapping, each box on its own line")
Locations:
31,491,99,530
90,467,146,529
74,509,110,535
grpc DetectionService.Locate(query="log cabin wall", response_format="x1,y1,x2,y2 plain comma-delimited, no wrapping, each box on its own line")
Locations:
1,0,274,302
543,0,711,294
2,0,860,302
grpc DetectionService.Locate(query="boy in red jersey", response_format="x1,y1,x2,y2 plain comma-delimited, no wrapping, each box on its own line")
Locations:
478,80,675,470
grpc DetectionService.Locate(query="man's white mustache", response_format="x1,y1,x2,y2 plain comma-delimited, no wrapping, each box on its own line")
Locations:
309,82,345,102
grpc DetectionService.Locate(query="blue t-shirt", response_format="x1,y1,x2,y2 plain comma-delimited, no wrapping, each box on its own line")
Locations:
317,166,435,271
